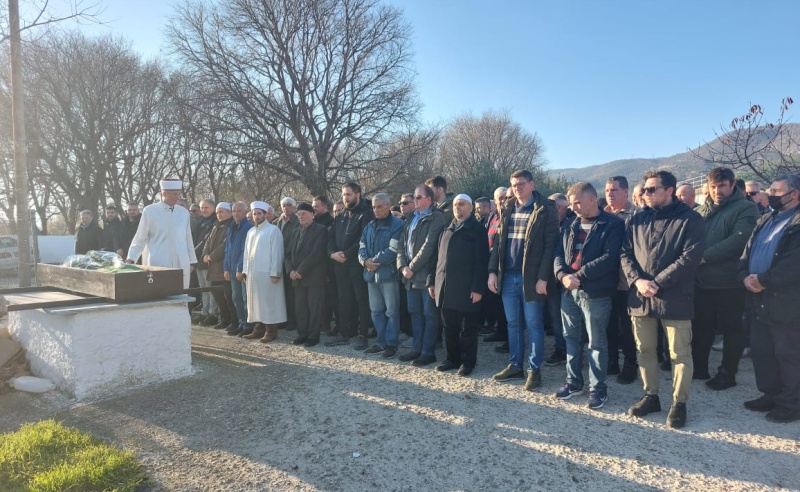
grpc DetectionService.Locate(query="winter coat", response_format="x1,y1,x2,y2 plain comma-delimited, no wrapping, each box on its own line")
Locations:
358,215,404,283
314,212,334,229
431,215,489,312
224,218,253,275
554,210,625,299
275,214,300,273
103,217,123,253
737,206,800,324
120,215,140,258
328,198,375,265
397,208,446,290
488,191,560,302
193,215,215,271
285,221,329,287
75,221,104,254
696,189,759,289
202,218,231,282
437,192,455,224
620,200,705,319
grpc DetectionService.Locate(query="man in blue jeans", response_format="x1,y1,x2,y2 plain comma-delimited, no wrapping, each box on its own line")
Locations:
554,182,625,409
224,201,254,337
488,170,559,391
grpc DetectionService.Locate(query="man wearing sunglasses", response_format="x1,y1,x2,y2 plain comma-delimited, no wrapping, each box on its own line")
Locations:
621,170,705,429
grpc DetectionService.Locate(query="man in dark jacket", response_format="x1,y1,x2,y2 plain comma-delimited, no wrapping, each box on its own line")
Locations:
430,194,489,376
102,205,124,255
193,199,218,325
692,167,759,389
275,197,301,332
225,202,254,337
554,182,625,410
313,195,336,334
359,193,405,358
119,203,141,259
75,210,104,254
325,183,375,349
286,202,329,347
621,170,705,429
202,203,236,331
426,175,455,224
738,175,800,423
397,184,446,366
488,170,559,391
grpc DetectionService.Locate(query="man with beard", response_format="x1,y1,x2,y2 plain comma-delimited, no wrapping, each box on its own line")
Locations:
102,204,124,256
426,176,455,224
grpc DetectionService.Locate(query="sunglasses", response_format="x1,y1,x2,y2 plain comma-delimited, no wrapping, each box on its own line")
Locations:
642,186,666,195
747,191,759,196
400,201,411,205
413,195,426,200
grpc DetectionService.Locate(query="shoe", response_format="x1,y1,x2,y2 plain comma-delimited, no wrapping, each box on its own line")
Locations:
607,360,621,375
223,323,238,332
436,361,459,372
479,325,495,335
398,351,421,362
324,335,350,347
666,402,687,429
765,406,800,423
292,336,308,345
237,330,250,338
457,365,473,377
191,313,205,324
544,350,567,367
617,363,637,384
627,394,662,417
588,390,608,410
494,341,510,354
744,395,776,412
353,335,369,351
304,339,319,347
555,383,584,400
364,345,385,355
712,338,724,351
484,332,507,343
412,354,436,367
741,347,751,358
706,369,736,391
660,360,672,371
493,364,524,382
226,327,243,337
212,321,229,330
260,325,278,343
242,324,266,340
692,371,711,380
524,369,542,391
382,346,398,359
200,315,218,326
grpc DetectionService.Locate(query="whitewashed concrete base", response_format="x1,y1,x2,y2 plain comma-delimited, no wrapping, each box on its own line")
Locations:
8,295,193,400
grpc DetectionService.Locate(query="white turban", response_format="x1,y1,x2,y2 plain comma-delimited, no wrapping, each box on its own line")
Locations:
160,179,182,190
453,193,472,204
216,202,231,211
250,201,269,212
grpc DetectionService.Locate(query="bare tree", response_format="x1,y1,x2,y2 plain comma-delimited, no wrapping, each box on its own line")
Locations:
0,0,103,44
167,0,423,197
692,98,799,183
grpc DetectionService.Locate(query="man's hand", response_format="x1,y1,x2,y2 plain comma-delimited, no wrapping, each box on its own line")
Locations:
561,274,581,291
364,259,379,272
428,286,435,299
402,266,414,279
471,292,483,303
535,279,548,296
743,274,766,293
488,273,498,294
635,279,660,298
290,270,303,280
330,251,347,264
224,271,230,281
235,271,243,281
203,255,211,264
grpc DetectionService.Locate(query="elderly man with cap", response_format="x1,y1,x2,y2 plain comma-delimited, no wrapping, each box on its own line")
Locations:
202,202,237,331
242,201,286,343
126,177,197,288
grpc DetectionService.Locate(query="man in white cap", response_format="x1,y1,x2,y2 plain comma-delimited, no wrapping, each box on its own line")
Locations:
242,201,287,343
126,177,197,288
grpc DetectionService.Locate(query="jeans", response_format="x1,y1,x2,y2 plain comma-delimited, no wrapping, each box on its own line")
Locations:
368,281,400,349
197,268,218,316
231,277,253,332
561,290,611,392
406,286,439,356
501,272,545,371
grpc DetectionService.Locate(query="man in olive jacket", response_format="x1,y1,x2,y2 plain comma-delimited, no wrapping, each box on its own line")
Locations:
202,203,236,331
488,169,560,391
429,194,489,377
692,167,759,390
621,170,705,429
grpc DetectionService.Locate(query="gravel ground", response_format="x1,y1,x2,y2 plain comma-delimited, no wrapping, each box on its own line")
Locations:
1,320,800,491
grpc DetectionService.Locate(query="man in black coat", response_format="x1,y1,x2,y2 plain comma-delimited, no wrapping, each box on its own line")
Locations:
75,210,104,254
430,194,489,376
102,204,124,255
621,170,705,429
313,195,336,334
287,202,329,347
119,203,141,259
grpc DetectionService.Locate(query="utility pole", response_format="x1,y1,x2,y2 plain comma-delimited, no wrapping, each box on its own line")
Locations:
8,0,33,286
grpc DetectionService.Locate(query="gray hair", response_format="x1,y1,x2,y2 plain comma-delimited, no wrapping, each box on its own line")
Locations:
200,198,216,207
775,174,800,191
80,210,93,217
372,193,391,205
493,187,508,199
548,193,569,206
280,197,297,207
231,201,247,211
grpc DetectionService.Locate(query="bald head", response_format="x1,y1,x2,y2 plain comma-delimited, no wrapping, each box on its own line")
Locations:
676,184,696,208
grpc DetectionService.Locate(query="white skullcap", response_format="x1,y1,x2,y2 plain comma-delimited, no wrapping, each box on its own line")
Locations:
160,179,182,190
216,202,231,211
453,193,472,204
250,201,269,212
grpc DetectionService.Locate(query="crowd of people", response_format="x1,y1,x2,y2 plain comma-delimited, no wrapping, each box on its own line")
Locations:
77,169,800,429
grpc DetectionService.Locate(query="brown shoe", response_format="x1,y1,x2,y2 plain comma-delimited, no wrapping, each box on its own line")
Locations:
260,324,278,343
242,323,266,340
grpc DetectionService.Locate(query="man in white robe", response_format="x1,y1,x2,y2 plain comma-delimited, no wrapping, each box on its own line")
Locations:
126,178,197,289
242,201,286,343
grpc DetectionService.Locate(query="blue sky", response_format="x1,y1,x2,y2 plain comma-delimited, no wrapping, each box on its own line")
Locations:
42,0,800,170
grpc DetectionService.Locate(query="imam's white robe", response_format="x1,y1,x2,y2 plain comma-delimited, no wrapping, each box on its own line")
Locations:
127,202,197,288
243,221,286,324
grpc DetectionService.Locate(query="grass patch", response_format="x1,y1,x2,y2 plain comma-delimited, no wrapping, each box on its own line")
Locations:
0,419,146,491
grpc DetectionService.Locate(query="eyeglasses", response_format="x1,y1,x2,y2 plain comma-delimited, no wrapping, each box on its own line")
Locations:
510,181,531,188
642,186,666,195
413,195,426,200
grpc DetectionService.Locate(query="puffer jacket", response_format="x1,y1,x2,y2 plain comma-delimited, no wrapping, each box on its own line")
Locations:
328,198,375,265
358,215,404,283
397,208,446,289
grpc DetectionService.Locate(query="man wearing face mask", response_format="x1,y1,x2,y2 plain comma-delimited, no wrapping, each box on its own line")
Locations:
738,175,800,423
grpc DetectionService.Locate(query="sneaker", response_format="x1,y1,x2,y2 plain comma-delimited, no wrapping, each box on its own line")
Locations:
324,335,350,347
741,347,751,358
494,341,510,353
412,354,436,367
666,402,687,429
382,346,398,359
492,364,524,382
706,369,736,391
627,394,662,417
398,351,421,362
588,390,608,410
555,383,584,400
436,360,459,372
544,350,567,366
364,345,385,355
353,335,369,351
712,338,724,352
524,368,542,391
617,363,638,384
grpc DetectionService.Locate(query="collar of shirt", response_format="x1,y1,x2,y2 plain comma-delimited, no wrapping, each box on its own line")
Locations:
413,206,431,218
775,205,799,221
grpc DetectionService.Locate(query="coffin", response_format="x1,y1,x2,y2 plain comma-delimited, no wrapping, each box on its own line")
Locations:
36,263,183,302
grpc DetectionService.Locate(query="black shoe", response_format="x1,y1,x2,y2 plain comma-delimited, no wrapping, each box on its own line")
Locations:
191,313,205,324
494,341,510,353
292,336,308,345
617,363,638,385
436,361,459,372
667,402,687,429
304,339,319,347
412,354,436,367
544,350,566,366
457,365,474,377
227,327,243,337
212,322,229,330
607,360,621,375
353,335,369,351
692,370,711,380
479,325,495,335
628,394,661,417
744,395,776,412
200,315,218,326
484,332,507,343
660,360,672,371
382,346,398,359
223,323,238,332
706,369,736,391
766,406,800,423
398,351,421,362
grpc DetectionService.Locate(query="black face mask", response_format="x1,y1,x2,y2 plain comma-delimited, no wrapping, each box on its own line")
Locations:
768,193,791,211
